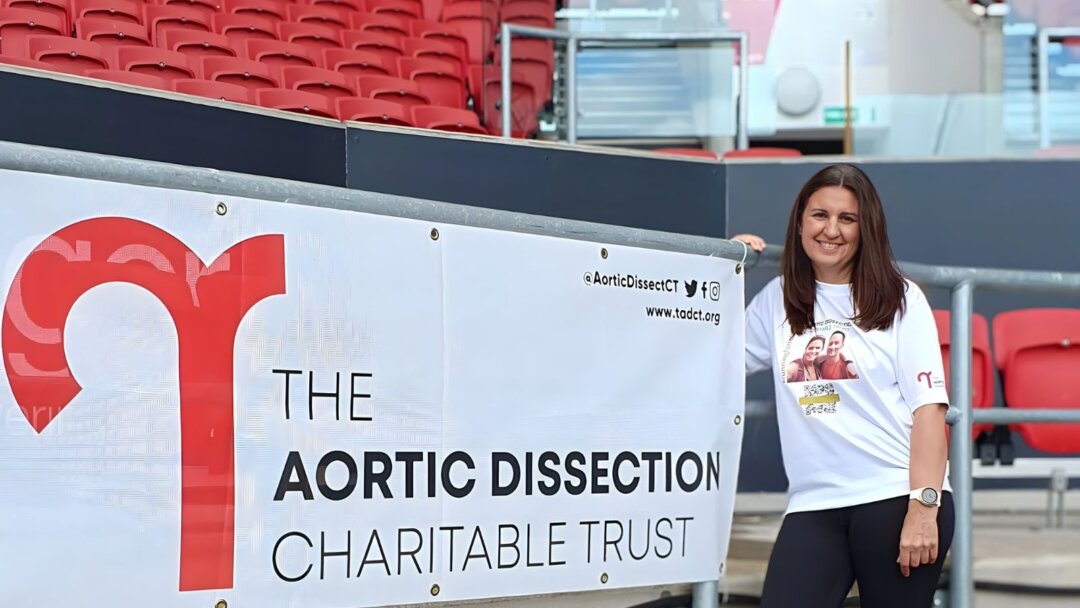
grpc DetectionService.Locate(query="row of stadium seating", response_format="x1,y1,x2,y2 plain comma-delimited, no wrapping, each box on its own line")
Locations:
0,0,554,134
933,308,1080,454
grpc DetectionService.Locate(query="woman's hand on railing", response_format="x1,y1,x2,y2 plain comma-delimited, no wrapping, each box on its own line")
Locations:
731,234,766,253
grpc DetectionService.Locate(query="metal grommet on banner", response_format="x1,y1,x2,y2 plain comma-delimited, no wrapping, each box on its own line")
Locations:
430,228,440,241
600,572,609,584
600,247,608,260
430,584,441,596
734,239,748,275
215,202,228,216
215,600,228,608
734,415,742,426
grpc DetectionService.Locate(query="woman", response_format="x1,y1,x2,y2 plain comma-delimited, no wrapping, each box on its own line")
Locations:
817,330,859,380
786,335,825,382
733,164,952,608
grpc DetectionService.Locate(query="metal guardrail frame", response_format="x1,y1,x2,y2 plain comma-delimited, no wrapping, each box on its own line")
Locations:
750,246,1080,608
1036,27,1080,149
498,24,749,148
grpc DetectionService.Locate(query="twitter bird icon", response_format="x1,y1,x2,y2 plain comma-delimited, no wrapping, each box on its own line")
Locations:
684,280,698,298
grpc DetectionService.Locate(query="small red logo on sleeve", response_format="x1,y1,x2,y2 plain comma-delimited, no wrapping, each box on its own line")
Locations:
917,371,933,388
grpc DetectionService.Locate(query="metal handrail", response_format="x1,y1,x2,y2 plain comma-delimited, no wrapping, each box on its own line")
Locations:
498,24,749,148
751,245,1080,608
1036,27,1080,149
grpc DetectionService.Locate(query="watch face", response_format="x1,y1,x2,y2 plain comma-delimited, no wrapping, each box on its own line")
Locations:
921,488,939,504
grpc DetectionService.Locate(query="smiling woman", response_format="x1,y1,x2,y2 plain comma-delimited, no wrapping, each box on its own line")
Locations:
732,164,953,608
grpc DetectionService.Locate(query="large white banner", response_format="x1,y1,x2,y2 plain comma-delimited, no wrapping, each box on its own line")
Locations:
0,169,745,607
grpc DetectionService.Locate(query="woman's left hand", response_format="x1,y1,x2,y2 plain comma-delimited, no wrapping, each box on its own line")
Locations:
897,503,939,577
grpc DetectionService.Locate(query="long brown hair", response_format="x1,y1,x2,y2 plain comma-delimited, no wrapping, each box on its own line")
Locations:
780,164,905,335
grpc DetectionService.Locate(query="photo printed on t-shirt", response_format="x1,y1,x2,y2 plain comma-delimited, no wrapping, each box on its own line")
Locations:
782,319,860,384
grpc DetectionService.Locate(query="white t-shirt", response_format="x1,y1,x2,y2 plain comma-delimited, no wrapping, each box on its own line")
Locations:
745,277,951,513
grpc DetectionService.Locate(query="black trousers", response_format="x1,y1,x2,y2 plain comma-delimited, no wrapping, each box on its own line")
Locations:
759,493,955,608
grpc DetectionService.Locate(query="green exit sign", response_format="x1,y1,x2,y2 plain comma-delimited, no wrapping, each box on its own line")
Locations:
824,106,858,125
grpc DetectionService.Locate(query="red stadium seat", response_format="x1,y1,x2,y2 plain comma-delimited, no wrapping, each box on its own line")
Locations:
2,0,69,37
403,36,463,75
213,13,278,47
469,64,536,136
408,20,467,66
355,74,428,109
500,0,553,27
285,4,349,31
322,47,392,77
367,0,422,19
256,87,337,118
342,29,403,67
200,55,279,92
159,0,221,19
495,40,551,101
163,29,238,60
349,11,409,36
397,55,464,107
277,21,342,52
306,0,365,23
721,147,803,159
75,17,150,64
280,64,355,101
26,35,108,73
993,308,1080,454
245,39,317,72
655,148,718,159
0,8,64,57
71,0,141,24
439,2,495,64
0,53,51,69
222,0,287,22
84,67,167,88
172,76,250,102
116,46,196,85
411,104,484,134
933,310,995,439
337,96,413,125
143,6,211,46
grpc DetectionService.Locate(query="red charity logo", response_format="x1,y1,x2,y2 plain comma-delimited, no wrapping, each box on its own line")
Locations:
2,217,286,592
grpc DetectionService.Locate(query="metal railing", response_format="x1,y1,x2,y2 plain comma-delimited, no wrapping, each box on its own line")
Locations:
750,247,1080,608
498,24,749,147
1036,27,1080,149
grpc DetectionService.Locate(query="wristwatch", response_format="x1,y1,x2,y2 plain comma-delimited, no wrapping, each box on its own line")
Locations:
909,487,941,507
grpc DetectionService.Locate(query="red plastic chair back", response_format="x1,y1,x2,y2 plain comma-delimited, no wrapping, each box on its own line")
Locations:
367,0,421,19
409,19,467,64
993,308,1080,453
245,39,317,72
336,96,413,126
277,21,342,52
257,87,338,118
397,55,464,107
285,4,349,30
0,7,64,57
75,17,150,64
213,13,278,47
933,310,995,439
439,1,494,64
71,0,141,24
342,29,403,67
116,46,196,84
0,53,52,69
469,64,536,136
222,0,287,22
306,0,365,23
84,67,166,89
159,0,220,18
322,47,392,77
403,36,463,74
3,0,69,37
200,54,279,92
280,64,355,101
172,76,250,102
26,34,109,74
164,29,238,60
501,1,553,27
143,6,211,46
356,74,429,109
349,11,409,36
411,104,484,134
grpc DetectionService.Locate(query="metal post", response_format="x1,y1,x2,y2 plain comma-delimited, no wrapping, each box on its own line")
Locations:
500,24,513,138
736,32,749,150
1038,30,1051,149
567,36,579,145
691,580,718,608
947,280,975,608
